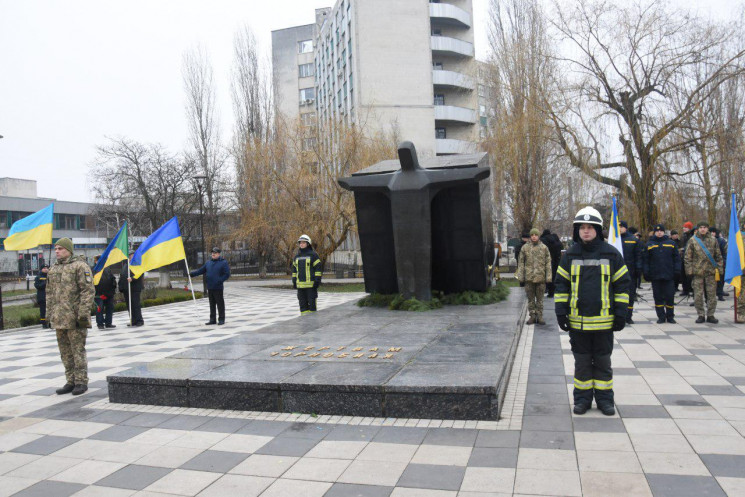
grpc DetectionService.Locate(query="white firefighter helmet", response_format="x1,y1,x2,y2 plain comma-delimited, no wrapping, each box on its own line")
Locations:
573,206,603,227
298,234,312,244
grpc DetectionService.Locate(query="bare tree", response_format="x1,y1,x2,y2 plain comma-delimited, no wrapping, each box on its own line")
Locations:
484,0,564,234
548,0,745,230
183,46,227,250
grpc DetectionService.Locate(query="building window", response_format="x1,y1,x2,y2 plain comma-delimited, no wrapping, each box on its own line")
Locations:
299,87,315,104
434,94,445,105
479,104,487,116
478,84,486,97
433,62,443,70
301,113,316,126
298,40,313,54
431,28,441,36
303,137,317,151
436,128,447,139
299,63,314,78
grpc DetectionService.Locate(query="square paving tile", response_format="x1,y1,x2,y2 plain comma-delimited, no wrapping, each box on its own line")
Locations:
50,460,126,485
411,445,471,466
323,483,393,497
94,464,172,490
180,450,250,473
577,449,642,473
637,452,710,476
260,478,333,497
371,427,428,445
701,454,745,477
572,417,627,432
282,457,351,482
119,413,175,428
324,425,380,442
421,428,477,447
192,417,251,434
514,468,581,496
154,415,211,431
9,480,86,497
357,442,418,463
278,422,333,441
11,435,79,456
396,463,465,491
229,454,299,478
89,425,148,442
616,405,670,418
196,474,274,497
210,434,273,454
519,430,575,450
474,430,520,448
459,466,515,494
337,459,408,487
646,474,726,497
144,468,222,496
254,436,319,457
580,471,652,497
517,448,577,471
237,420,292,437
305,440,368,460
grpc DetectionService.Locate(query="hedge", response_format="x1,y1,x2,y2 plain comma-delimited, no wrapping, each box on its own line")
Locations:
357,280,510,311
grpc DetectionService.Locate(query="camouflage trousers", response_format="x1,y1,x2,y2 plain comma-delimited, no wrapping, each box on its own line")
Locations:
736,293,745,323
525,282,546,319
56,328,88,385
692,276,717,318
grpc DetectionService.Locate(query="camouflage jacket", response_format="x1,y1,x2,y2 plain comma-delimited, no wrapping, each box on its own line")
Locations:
684,233,723,278
517,241,552,283
47,255,95,330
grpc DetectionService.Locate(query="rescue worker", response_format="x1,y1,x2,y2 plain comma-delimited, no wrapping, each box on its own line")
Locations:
517,228,552,325
684,221,723,324
34,264,49,328
292,234,323,314
643,224,681,324
554,207,630,416
670,230,681,292
540,229,563,298
189,247,231,325
46,238,94,396
620,221,642,324
680,221,695,296
93,255,117,330
119,251,144,327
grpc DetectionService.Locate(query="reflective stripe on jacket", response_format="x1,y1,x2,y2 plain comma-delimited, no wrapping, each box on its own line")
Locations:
292,247,322,289
554,239,630,332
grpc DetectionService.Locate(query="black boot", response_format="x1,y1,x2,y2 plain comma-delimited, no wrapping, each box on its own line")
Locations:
56,383,74,395
707,316,719,324
598,403,616,416
72,384,88,396
573,403,590,415
696,316,705,323
205,320,217,325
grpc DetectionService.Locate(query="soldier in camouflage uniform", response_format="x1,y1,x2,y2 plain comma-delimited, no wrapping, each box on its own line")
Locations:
684,222,723,324
47,238,95,395
517,228,552,325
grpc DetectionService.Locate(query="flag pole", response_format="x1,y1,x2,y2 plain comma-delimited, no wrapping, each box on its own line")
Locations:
182,257,200,318
127,258,132,327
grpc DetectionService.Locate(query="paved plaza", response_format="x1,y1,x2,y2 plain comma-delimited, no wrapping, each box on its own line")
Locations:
1,283,745,496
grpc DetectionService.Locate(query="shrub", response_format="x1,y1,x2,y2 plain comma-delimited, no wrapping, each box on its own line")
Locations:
356,281,510,311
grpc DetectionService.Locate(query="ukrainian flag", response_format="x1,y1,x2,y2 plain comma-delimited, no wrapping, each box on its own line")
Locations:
3,203,54,251
129,217,186,278
608,197,623,256
725,193,745,297
92,222,129,285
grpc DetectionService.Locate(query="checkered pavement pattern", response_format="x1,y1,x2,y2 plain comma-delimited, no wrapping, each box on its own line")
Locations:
1,283,745,495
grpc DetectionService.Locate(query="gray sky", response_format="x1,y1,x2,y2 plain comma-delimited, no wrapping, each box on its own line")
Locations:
0,0,736,203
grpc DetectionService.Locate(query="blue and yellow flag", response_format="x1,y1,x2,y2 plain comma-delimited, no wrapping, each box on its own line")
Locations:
608,197,623,256
129,217,186,278
3,203,54,251
725,193,745,297
92,222,129,285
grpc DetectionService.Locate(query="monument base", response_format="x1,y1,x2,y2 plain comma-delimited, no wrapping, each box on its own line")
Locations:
107,291,526,420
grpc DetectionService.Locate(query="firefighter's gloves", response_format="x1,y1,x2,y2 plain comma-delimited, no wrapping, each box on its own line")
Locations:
612,315,626,332
557,315,570,332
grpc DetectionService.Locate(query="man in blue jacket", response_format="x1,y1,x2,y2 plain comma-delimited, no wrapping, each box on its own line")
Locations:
190,247,230,325
620,221,642,324
643,224,681,324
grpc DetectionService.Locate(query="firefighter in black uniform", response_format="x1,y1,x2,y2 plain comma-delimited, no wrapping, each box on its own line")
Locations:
34,264,50,328
292,234,323,314
643,224,681,324
554,207,630,416
620,221,642,324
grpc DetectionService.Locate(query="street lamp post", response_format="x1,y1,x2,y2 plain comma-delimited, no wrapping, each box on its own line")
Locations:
193,174,208,293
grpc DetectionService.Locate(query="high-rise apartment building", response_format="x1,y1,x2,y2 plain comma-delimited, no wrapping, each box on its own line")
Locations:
272,0,479,156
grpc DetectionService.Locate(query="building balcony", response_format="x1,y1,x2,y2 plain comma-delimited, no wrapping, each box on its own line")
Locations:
432,70,474,91
434,105,477,124
436,138,478,155
429,3,471,28
431,36,474,58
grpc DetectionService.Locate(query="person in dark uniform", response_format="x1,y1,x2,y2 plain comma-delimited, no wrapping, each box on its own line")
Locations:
629,228,643,290
292,234,323,314
670,230,681,292
554,207,630,416
93,255,117,330
619,222,642,324
34,264,50,328
643,224,681,324
189,247,231,325
119,252,144,327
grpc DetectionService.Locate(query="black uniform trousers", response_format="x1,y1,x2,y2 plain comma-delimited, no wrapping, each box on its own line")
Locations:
651,279,675,320
627,270,637,319
297,287,318,313
682,274,693,294
208,289,225,322
94,296,114,327
39,299,46,326
123,291,144,325
569,330,614,406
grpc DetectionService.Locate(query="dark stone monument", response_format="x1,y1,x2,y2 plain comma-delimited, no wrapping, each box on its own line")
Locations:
338,141,493,300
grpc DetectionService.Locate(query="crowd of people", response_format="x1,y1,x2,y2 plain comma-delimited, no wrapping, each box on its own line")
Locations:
517,206,743,418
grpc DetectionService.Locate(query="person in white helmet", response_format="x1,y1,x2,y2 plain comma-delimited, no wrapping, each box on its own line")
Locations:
292,234,323,314
554,206,631,416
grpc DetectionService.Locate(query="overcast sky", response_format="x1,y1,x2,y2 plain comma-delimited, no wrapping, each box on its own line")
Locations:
0,0,737,203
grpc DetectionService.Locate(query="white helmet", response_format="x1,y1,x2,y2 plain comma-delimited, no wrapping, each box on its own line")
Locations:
573,206,603,227
298,234,312,244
